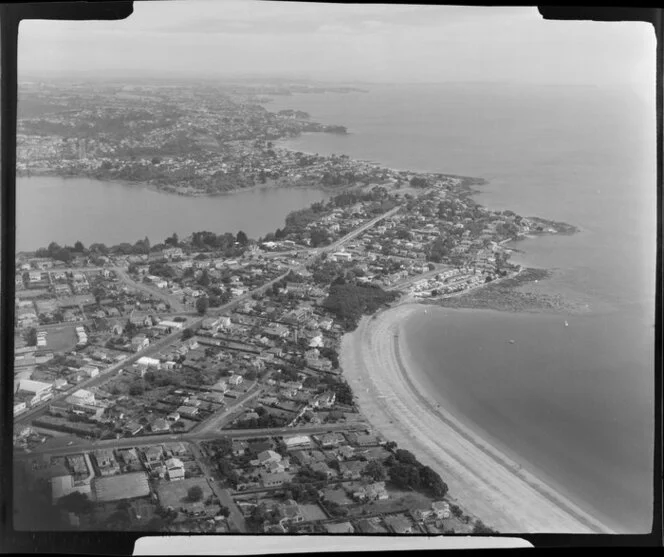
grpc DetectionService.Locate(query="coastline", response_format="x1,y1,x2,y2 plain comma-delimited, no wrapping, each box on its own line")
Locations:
339,303,615,533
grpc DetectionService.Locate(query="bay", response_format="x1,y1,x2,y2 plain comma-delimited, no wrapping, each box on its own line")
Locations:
266,82,656,532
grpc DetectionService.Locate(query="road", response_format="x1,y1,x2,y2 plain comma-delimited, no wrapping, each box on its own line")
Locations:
190,384,264,436
15,210,394,439
322,205,401,254
15,270,291,426
188,442,247,533
15,422,368,460
112,266,187,313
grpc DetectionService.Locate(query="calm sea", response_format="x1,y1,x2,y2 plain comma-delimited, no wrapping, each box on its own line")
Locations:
16,177,330,252
268,82,656,532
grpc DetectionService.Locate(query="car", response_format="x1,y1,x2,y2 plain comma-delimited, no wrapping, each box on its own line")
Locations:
67,441,74,446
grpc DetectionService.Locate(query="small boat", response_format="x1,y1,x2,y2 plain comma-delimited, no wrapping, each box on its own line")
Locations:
509,339,516,344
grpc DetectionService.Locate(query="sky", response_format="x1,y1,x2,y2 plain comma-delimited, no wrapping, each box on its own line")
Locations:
18,1,656,88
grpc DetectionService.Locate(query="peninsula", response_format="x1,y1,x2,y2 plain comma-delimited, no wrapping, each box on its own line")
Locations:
13,80,607,536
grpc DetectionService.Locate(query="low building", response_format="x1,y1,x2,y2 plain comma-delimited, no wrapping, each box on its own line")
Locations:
51,475,92,504
137,356,161,369
131,334,150,352
431,500,451,519
384,515,415,534
228,374,243,387
16,379,53,405
177,405,199,418
231,440,248,457
92,449,121,476
324,521,355,534
276,499,304,525
260,472,292,488
165,457,185,481
339,460,366,480
283,436,312,451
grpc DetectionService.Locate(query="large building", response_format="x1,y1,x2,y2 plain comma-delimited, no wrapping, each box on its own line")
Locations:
16,379,53,406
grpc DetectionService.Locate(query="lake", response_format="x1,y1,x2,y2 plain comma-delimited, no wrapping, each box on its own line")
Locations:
16,176,330,252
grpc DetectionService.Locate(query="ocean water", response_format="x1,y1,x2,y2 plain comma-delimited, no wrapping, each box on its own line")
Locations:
267,82,656,532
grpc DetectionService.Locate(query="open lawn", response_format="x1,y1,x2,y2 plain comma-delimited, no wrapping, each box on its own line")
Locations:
299,503,328,522
345,488,432,518
156,477,214,511
44,324,78,353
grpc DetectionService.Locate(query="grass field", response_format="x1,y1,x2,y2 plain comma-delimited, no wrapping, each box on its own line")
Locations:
156,477,213,511
299,503,328,522
44,325,78,353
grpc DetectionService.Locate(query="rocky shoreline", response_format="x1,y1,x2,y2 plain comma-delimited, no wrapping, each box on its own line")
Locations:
428,267,588,314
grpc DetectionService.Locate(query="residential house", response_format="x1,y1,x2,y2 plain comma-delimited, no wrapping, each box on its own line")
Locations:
345,432,383,447
131,334,150,352
316,432,344,450
256,450,282,467
275,499,304,526
355,518,388,534
431,501,451,519
283,436,312,451
339,460,366,480
116,448,140,467
123,421,143,436
384,515,415,534
177,405,199,418
228,374,243,387
324,522,355,534
310,461,336,480
142,445,164,465
151,418,170,433
92,449,120,476
165,457,185,481
231,440,248,457
260,472,292,488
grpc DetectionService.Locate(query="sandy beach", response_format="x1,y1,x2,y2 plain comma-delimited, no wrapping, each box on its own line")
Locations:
339,303,615,533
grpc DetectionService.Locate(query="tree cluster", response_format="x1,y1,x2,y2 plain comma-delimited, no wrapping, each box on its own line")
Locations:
385,449,449,498
322,282,399,331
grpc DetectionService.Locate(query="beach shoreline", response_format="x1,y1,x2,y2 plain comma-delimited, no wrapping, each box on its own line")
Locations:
339,303,615,534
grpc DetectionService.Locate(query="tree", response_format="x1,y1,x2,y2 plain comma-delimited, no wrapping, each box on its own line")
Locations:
198,270,210,287
146,516,166,531
57,492,93,515
23,327,37,347
472,520,497,534
187,485,204,502
236,230,248,246
73,240,85,252
218,505,231,518
419,465,448,498
165,232,179,247
196,296,209,316
395,449,419,466
364,460,387,481
129,383,144,396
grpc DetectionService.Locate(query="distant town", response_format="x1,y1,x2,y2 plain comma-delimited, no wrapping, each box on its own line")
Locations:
14,80,576,534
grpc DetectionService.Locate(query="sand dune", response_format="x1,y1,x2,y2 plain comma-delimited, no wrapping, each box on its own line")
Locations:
339,303,614,534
